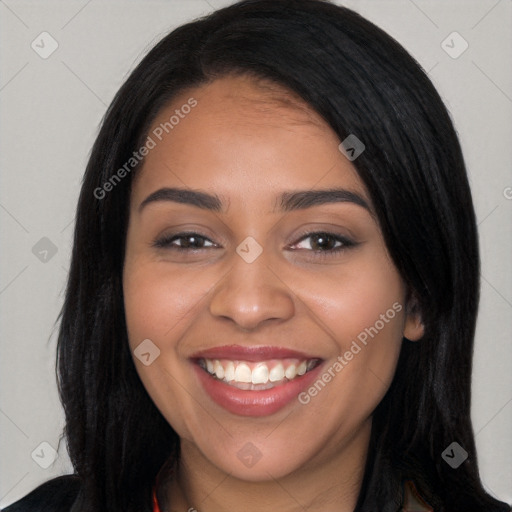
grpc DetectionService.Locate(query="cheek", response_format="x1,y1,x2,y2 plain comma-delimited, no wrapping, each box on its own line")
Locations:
123,260,219,439
288,251,406,410
123,260,215,349
290,252,405,347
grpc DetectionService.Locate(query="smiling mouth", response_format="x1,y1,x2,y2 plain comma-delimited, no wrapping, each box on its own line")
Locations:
197,357,322,391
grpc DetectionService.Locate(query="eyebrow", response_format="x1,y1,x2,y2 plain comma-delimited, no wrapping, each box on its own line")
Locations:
138,187,371,213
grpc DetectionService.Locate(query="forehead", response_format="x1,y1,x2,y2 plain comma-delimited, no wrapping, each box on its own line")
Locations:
186,73,326,123
132,74,368,208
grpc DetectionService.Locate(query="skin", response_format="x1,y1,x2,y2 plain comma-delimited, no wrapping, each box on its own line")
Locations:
123,74,424,512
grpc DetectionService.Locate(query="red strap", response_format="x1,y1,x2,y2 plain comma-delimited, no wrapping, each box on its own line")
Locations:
152,485,162,512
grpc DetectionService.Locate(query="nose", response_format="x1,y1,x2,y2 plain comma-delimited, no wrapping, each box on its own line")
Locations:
208,251,295,331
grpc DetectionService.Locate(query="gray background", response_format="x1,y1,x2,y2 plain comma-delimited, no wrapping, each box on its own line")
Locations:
1,0,511,507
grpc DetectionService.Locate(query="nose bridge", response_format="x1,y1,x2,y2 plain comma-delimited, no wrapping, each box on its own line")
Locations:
208,245,295,330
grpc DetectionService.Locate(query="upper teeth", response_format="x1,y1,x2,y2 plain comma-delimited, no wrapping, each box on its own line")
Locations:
200,358,318,387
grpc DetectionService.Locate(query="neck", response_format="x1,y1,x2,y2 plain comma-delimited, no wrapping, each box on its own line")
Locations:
159,419,371,512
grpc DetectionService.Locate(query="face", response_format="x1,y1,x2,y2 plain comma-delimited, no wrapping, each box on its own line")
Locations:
123,74,423,482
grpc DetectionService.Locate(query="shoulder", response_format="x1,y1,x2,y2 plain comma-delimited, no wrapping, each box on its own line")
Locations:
1,475,81,512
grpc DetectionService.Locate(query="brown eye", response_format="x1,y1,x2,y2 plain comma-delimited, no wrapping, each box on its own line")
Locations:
292,232,354,252
292,231,357,258
308,233,339,251
153,232,217,250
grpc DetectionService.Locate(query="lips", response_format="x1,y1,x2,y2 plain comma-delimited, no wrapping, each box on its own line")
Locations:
190,345,325,416
191,345,320,362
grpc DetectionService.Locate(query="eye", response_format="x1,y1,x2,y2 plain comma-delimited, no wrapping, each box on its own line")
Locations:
152,230,357,258
289,231,356,257
153,232,217,251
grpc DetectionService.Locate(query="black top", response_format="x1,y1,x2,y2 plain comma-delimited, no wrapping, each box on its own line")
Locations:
1,475,80,512
3,474,511,512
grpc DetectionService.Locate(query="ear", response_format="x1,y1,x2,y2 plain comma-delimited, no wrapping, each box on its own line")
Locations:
403,293,424,342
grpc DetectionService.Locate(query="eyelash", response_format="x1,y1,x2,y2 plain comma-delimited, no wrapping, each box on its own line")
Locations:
152,230,357,259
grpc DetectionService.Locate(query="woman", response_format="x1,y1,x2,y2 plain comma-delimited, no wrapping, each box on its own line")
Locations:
3,0,510,511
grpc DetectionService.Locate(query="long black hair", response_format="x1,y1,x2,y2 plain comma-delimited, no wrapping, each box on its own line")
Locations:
52,1,510,510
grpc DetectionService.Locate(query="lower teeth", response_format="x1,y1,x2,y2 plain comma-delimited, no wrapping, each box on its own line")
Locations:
220,377,291,390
